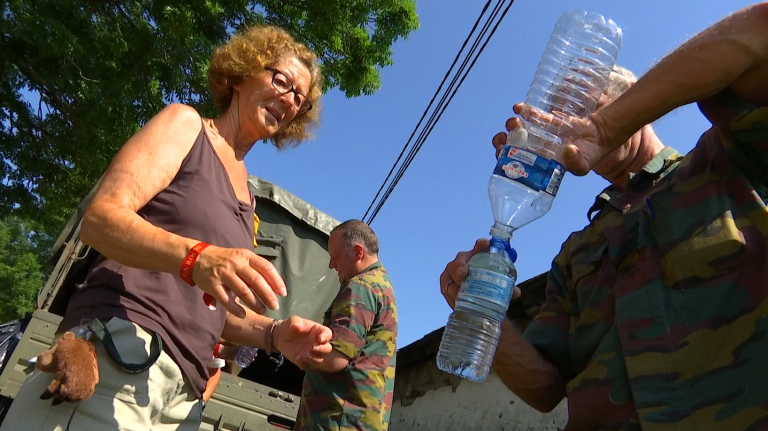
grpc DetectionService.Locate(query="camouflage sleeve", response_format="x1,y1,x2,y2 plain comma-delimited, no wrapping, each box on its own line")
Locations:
522,240,575,375
327,280,378,359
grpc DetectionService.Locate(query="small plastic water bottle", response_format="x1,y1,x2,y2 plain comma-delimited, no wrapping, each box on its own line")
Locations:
234,345,259,368
438,10,622,383
437,237,517,381
492,10,622,231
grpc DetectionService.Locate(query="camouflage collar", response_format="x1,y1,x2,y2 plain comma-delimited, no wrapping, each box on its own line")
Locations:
362,261,383,273
342,261,383,288
634,146,682,178
587,147,681,221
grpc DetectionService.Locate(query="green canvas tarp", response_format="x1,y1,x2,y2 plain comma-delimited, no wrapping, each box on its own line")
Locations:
247,176,340,323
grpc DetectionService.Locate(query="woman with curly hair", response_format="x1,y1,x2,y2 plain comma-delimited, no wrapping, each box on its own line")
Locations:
2,25,332,431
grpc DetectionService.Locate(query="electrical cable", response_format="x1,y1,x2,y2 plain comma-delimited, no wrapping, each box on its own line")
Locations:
363,0,516,224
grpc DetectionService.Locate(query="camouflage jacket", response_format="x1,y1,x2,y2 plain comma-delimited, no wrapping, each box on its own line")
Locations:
523,89,768,430
295,262,398,431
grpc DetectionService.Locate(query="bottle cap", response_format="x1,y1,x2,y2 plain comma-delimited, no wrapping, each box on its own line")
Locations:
508,247,518,263
490,236,518,263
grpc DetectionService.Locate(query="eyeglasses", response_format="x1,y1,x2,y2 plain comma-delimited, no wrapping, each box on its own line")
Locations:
264,67,312,115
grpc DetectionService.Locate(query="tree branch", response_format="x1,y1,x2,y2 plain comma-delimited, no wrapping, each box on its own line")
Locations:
0,42,76,123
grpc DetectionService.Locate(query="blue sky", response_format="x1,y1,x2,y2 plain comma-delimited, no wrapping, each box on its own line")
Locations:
246,0,756,347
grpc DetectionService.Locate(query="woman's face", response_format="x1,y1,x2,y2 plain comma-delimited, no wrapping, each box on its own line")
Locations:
234,56,311,141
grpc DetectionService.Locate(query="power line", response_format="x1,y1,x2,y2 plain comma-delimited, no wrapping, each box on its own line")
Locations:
363,0,515,225
361,0,494,223
376,0,510,214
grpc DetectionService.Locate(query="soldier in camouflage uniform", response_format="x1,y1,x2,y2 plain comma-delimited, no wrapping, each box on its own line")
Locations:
295,220,397,431
441,4,768,430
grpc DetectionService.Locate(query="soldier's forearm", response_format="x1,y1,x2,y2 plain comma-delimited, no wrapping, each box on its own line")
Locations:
492,319,567,413
600,3,768,152
304,349,349,373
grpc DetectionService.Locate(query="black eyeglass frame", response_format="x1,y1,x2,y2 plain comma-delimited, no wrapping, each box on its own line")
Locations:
264,67,312,115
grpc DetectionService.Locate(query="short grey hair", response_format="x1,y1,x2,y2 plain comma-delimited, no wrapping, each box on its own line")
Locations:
331,219,379,255
604,66,636,100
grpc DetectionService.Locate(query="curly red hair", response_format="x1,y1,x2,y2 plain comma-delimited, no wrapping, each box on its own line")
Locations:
208,25,322,149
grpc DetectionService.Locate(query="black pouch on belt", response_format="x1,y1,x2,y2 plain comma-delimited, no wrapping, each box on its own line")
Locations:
87,318,163,374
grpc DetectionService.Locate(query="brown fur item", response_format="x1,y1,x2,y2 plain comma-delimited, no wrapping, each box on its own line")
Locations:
36,331,99,404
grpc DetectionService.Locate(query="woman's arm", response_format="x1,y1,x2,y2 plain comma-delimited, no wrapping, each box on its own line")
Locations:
80,104,284,317
80,104,201,273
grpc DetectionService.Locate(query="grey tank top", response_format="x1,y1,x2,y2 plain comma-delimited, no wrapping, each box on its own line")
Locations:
62,120,255,398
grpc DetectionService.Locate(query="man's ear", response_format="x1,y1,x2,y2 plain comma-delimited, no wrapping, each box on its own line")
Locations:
354,244,365,261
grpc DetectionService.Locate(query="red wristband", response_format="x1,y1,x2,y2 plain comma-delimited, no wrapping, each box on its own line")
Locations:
212,343,223,358
203,293,217,310
180,242,210,286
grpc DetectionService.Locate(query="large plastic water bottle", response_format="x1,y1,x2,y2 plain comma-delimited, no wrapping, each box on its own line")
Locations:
437,237,517,381
437,10,622,383
492,11,622,233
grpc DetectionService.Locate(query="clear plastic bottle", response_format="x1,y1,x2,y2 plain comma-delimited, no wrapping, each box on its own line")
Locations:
493,10,622,233
234,345,259,368
437,237,517,381
438,10,622,383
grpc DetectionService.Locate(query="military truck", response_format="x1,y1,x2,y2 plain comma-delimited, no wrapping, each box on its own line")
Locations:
0,176,341,431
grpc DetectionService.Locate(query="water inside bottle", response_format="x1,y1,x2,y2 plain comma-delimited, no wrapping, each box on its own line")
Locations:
437,251,516,382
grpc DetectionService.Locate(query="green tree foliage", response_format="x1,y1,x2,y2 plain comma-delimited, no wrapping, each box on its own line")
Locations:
0,0,419,235
0,216,52,321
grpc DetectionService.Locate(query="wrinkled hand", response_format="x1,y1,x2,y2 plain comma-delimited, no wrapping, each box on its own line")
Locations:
440,239,521,310
192,245,287,318
274,316,333,371
492,103,614,176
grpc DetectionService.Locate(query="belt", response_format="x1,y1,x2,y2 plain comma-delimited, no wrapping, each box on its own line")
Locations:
87,318,163,374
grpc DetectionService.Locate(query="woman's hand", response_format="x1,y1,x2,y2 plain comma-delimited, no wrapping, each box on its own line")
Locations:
193,245,287,318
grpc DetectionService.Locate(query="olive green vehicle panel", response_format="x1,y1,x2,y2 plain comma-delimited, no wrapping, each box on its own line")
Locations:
0,310,61,400
0,176,341,430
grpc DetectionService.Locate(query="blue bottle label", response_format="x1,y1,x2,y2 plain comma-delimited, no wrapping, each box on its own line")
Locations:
493,145,565,197
460,268,515,308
